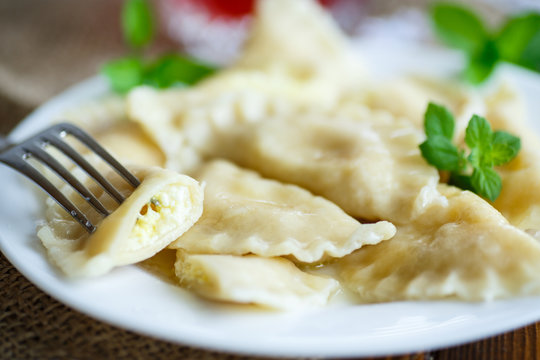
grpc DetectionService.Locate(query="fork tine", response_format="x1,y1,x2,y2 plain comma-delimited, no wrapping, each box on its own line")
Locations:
57,123,141,188
42,132,127,204
0,151,96,233
24,142,110,216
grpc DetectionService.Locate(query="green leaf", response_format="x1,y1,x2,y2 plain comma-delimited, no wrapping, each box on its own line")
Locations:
101,57,145,93
122,0,154,48
496,13,540,64
465,115,492,150
449,172,474,192
431,3,488,55
424,102,455,140
419,136,461,171
464,40,499,84
467,147,484,168
471,167,502,201
144,54,217,88
521,30,540,71
491,130,521,166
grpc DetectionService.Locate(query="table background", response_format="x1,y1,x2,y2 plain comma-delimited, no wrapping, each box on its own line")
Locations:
2,1,540,359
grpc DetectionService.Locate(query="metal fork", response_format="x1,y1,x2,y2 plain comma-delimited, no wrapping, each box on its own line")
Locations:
0,123,140,233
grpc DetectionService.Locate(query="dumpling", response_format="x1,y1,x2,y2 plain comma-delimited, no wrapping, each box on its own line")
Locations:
334,186,540,302
210,110,440,223
93,122,166,168
169,160,395,262
126,0,365,172
494,168,540,230
233,0,365,100
483,84,540,230
174,250,340,309
38,167,204,277
357,76,485,137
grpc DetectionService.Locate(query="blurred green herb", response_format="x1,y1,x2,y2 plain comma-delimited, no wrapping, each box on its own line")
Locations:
431,3,540,84
122,0,154,49
419,102,521,201
102,0,217,94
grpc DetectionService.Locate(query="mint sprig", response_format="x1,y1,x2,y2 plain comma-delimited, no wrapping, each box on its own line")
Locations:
431,3,540,84
103,54,216,94
102,0,218,94
419,102,521,201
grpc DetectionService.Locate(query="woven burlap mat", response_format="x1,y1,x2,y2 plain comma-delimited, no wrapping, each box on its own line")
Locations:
1,252,297,360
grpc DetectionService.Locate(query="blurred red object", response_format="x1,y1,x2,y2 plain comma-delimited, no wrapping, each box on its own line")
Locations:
192,0,255,18
165,0,334,19
159,0,339,64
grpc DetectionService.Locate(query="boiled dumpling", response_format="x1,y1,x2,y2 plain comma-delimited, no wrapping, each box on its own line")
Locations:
482,84,540,230
358,76,485,138
93,122,166,168
126,0,365,172
334,185,540,302
494,168,540,230
169,160,395,262
210,110,440,223
174,250,339,309
38,167,204,277
233,0,365,100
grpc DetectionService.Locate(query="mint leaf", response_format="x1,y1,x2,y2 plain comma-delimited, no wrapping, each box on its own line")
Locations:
424,102,455,140
491,130,521,166
521,30,540,71
144,54,217,88
419,103,521,201
465,115,494,168
467,147,484,168
496,13,540,65
122,0,154,48
464,40,499,84
431,3,488,55
465,115,492,150
430,5,540,84
420,136,461,171
471,167,502,201
449,172,473,192
101,57,145,93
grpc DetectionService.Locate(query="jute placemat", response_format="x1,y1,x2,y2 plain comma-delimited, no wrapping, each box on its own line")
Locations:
0,252,294,360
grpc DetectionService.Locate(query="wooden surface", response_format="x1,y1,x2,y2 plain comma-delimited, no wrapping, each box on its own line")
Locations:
2,1,540,359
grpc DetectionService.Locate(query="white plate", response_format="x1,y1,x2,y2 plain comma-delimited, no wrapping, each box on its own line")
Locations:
2,43,540,358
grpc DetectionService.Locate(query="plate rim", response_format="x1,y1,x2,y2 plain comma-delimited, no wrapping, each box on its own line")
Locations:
2,46,540,358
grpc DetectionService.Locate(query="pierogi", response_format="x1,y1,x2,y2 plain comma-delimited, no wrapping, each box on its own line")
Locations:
126,0,364,173
209,110,440,223
38,167,203,278
175,250,339,309
169,160,395,262
334,186,540,302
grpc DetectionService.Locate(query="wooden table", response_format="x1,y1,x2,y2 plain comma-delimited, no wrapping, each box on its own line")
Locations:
1,1,539,359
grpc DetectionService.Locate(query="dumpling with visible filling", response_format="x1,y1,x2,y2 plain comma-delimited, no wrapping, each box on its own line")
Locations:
334,186,540,302
169,160,395,262
175,250,339,309
38,167,204,277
